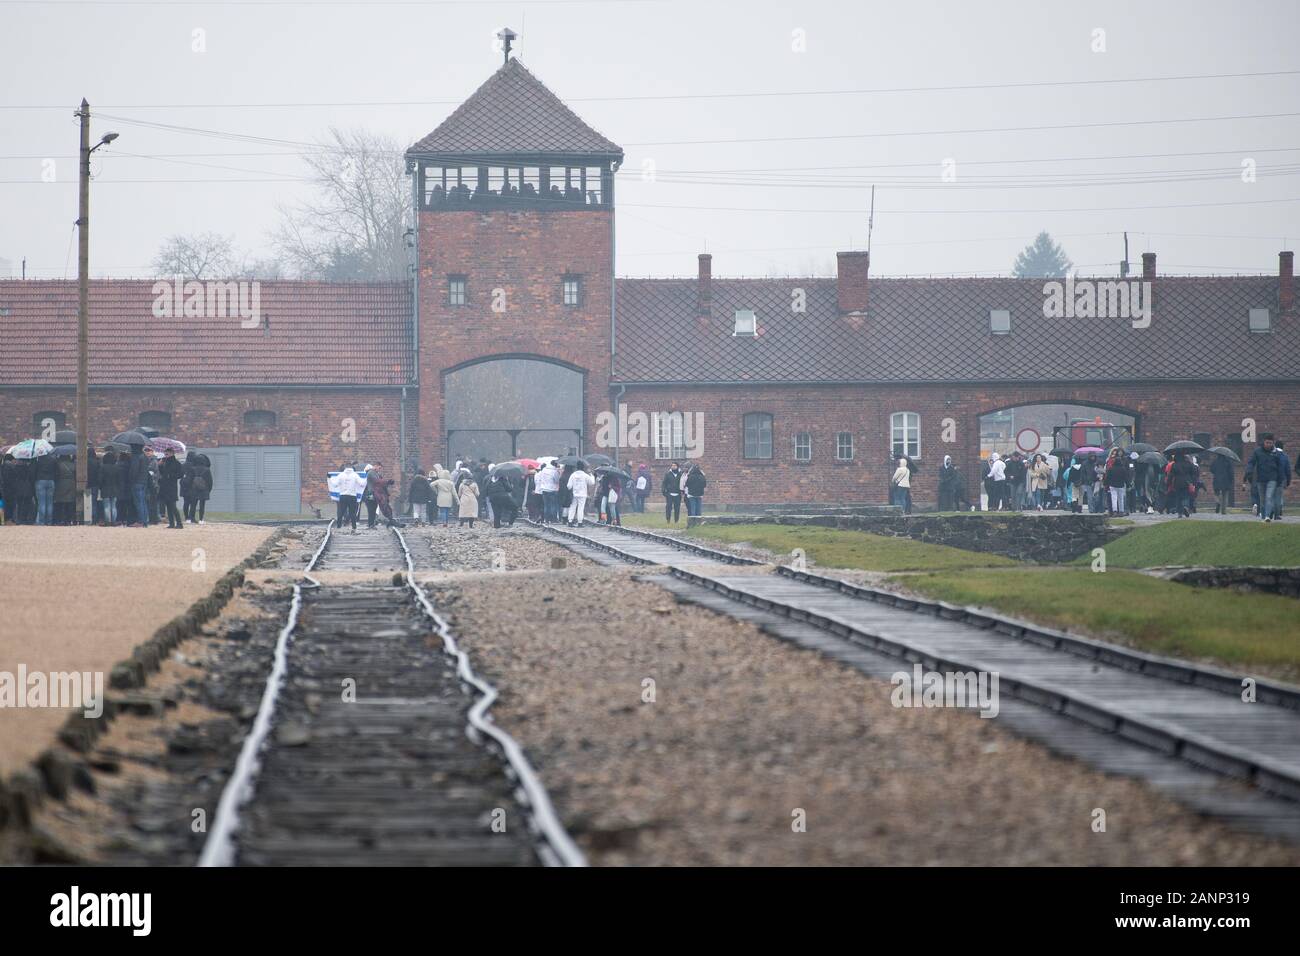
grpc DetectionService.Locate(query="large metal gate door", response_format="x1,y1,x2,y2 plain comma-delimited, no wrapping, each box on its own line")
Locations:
192,446,301,515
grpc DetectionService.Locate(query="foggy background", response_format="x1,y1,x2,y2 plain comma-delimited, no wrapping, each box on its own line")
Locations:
0,0,1296,281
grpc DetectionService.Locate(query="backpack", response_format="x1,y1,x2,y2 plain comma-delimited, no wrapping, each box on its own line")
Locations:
193,470,211,494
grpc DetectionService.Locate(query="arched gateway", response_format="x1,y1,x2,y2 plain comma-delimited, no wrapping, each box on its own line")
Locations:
443,357,584,464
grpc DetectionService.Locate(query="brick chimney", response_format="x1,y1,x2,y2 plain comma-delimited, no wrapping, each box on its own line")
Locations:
1281,250,1294,314
696,253,712,315
1141,252,1156,280
837,250,870,314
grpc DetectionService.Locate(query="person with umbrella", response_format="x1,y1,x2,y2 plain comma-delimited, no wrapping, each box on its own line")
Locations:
158,447,185,529
1205,449,1237,515
3,449,34,524
596,467,627,526
33,441,58,525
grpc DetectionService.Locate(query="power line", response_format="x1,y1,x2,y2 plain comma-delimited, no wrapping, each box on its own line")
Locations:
5,68,1297,110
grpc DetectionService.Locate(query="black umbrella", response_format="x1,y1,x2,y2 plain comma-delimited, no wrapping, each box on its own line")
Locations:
1164,440,1204,453
137,426,160,439
585,453,615,468
102,441,131,453
112,430,148,446
595,465,633,483
1129,442,1158,454
189,452,210,467
557,455,584,468
51,443,77,457
54,429,78,445
492,461,525,476
1202,445,1242,463
1137,451,1166,468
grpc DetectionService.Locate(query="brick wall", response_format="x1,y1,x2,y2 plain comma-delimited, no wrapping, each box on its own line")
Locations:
0,387,405,510
611,381,1300,506
415,206,613,469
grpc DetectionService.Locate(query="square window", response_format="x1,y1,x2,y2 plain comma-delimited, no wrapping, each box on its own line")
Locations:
448,277,467,306
734,309,757,336
1249,307,1271,333
990,309,1011,334
836,432,854,461
794,432,812,462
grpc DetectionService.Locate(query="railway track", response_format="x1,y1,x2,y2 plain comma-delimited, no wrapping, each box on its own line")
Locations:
528,519,1300,837
197,522,583,867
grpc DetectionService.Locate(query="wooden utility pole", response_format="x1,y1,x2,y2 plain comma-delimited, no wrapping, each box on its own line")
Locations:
76,99,90,524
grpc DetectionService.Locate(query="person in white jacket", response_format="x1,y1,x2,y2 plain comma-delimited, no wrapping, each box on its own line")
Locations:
566,465,594,526
535,461,561,523
336,464,364,532
890,457,911,513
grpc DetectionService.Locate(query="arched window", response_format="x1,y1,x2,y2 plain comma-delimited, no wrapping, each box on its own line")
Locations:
32,411,65,438
138,410,172,431
743,412,773,460
244,410,277,429
891,412,920,459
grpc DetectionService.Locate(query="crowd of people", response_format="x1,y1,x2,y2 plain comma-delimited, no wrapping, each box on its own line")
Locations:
330,456,710,533
0,443,213,528
898,434,1294,520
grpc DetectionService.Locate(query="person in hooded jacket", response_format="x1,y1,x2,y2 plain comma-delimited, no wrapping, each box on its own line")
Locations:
335,463,363,532
53,453,77,524
158,448,185,528
1103,448,1131,515
432,468,456,525
1166,453,1197,518
1028,454,1052,511
684,464,707,517
97,450,125,526
457,475,480,527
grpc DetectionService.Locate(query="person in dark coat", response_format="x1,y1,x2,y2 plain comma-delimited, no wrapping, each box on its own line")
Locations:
146,452,162,523
369,465,399,527
158,448,185,528
2,454,33,524
53,453,76,524
184,454,213,524
1103,449,1131,515
937,455,961,511
1166,453,1197,518
486,472,517,528
86,445,101,524
126,447,151,527
408,470,433,525
1245,433,1285,521
97,451,125,525
1209,453,1235,515
662,463,683,523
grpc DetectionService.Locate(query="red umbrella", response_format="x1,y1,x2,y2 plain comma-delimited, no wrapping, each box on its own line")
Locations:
516,457,541,469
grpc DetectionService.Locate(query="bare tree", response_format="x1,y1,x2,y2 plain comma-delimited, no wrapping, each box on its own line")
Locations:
271,128,411,280
151,232,239,278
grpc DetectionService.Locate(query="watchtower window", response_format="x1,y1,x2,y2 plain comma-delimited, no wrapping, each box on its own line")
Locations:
562,275,582,307
419,161,612,210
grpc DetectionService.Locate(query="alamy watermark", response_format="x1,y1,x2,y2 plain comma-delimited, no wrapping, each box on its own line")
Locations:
151,276,261,328
594,405,704,458
1042,276,1151,328
1,666,104,718
890,663,999,718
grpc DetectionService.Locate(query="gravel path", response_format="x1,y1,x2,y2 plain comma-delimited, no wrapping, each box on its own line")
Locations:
428,531,1300,866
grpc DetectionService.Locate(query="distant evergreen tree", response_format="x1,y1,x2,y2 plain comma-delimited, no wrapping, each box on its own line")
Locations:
1012,231,1073,278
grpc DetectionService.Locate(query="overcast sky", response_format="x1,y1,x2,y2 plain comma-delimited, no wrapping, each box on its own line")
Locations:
1,0,1296,280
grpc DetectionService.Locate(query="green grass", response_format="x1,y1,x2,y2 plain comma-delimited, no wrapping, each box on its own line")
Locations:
682,523,1016,572
1080,520,1300,568
902,567,1300,680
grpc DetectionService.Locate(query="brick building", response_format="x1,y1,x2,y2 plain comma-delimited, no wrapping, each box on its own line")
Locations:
2,57,1298,512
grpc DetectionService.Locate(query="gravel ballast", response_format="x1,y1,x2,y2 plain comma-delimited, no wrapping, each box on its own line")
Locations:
425,529,1300,866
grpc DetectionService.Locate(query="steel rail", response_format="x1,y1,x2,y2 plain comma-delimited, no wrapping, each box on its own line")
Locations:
530,521,1300,803
393,526,587,868
197,519,332,867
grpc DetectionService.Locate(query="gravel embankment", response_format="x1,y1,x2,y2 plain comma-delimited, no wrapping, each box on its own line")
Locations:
426,529,1300,866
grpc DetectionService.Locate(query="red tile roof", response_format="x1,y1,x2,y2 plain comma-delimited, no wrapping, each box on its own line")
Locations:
0,280,412,386
613,275,1300,383
406,58,622,160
